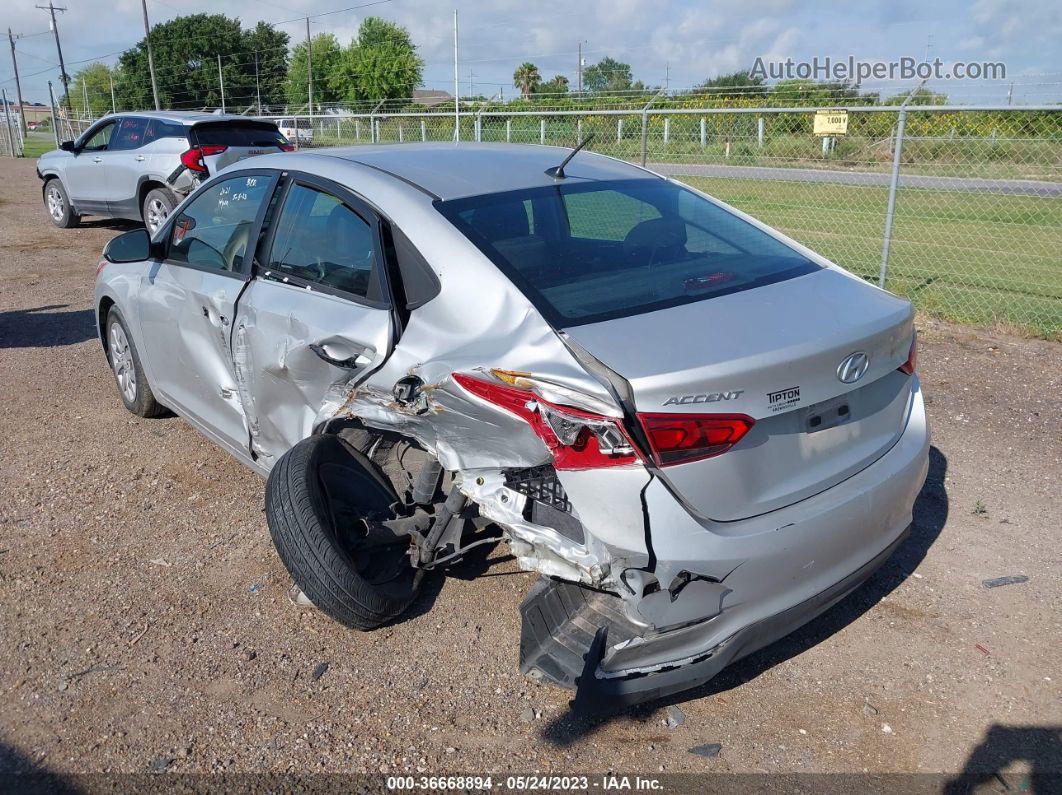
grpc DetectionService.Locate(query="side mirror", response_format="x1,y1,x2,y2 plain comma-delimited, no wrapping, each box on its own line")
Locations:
103,228,155,263
59,140,76,152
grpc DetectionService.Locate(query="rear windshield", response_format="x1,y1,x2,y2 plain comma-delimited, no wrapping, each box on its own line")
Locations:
192,121,287,147
436,178,820,327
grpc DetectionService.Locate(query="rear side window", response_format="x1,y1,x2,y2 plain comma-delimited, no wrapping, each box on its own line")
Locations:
193,122,287,147
437,179,820,327
142,119,187,145
110,117,148,151
267,183,378,298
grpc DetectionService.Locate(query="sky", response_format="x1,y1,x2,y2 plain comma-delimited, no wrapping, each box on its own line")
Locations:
2,0,1060,106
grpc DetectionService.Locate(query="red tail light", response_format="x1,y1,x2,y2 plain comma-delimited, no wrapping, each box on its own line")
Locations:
452,373,639,470
279,142,295,152
898,333,918,375
179,144,228,173
638,413,754,466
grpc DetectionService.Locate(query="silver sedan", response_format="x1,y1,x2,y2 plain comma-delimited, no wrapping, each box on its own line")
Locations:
94,143,929,711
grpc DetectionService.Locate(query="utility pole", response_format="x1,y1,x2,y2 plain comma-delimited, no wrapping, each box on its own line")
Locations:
254,51,261,113
1007,82,1013,105
36,3,71,117
577,41,582,94
140,0,160,110
7,29,26,134
453,9,459,141
217,54,226,113
468,68,473,99
109,72,116,113
81,75,87,119
665,62,669,90
305,17,313,115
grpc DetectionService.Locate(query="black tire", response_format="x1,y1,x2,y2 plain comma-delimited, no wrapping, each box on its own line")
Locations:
43,178,79,228
265,434,420,630
105,308,165,418
142,187,177,236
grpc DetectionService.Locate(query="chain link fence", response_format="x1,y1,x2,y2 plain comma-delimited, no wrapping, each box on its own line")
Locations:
10,94,1062,339
258,104,1061,338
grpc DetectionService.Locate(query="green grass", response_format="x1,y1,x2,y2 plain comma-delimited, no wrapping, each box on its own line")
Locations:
680,176,1062,339
20,137,55,158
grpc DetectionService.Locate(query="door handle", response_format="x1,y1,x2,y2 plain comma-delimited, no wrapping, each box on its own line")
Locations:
135,155,145,162
310,342,371,370
93,156,102,163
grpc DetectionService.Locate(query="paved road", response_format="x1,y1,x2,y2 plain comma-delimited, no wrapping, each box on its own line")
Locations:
649,162,1062,197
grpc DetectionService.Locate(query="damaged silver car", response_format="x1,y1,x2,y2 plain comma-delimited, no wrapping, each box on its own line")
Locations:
94,142,929,711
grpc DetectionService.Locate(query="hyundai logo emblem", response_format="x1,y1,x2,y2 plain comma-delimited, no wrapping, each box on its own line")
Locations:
837,351,870,384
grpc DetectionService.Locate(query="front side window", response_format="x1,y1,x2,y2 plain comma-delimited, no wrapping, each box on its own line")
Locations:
437,179,820,326
267,184,377,297
168,174,273,272
79,122,115,152
110,117,148,151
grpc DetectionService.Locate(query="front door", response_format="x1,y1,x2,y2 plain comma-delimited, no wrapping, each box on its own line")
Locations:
232,175,396,466
136,171,278,458
64,119,116,209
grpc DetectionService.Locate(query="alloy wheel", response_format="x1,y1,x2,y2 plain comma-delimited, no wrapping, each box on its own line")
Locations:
108,322,138,404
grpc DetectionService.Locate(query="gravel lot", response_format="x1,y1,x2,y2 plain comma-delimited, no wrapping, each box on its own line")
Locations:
1,156,1060,780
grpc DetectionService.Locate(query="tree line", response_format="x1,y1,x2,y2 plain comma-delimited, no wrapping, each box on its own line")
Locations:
60,13,954,117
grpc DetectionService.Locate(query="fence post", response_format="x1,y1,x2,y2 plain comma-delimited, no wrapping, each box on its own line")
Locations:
757,116,764,147
505,118,511,142
577,118,582,142
700,117,705,148
639,89,665,167
398,121,404,143
2,89,17,157
47,81,60,148
539,118,545,145
663,117,669,144
617,118,623,141
421,119,427,142
355,119,361,142
878,107,907,288
878,81,925,288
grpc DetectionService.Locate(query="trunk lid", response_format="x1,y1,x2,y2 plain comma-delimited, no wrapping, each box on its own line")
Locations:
563,269,916,521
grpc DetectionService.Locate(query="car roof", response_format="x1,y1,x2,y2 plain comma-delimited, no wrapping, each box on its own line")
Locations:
320,142,657,200
106,110,275,126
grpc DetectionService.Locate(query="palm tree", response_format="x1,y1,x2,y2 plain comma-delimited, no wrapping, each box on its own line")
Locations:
513,62,542,100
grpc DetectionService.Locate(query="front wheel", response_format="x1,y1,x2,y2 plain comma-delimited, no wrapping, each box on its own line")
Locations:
105,308,165,418
44,178,79,228
265,434,421,630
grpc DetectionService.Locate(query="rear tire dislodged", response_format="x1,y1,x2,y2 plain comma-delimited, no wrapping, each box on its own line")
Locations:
265,434,421,630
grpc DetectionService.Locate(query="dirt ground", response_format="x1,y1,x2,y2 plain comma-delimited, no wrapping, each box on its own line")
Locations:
1,157,1059,781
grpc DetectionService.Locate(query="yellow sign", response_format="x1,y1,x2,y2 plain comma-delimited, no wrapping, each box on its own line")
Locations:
814,110,849,136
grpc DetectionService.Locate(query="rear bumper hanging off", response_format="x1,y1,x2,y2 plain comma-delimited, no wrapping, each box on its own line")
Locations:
520,524,910,714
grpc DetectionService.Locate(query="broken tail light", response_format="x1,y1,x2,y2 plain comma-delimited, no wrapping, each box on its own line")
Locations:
638,413,755,466
898,332,918,375
180,145,228,173
452,373,639,470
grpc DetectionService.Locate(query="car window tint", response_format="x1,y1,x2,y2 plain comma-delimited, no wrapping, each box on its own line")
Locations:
437,179,821,327
142,119,187,145
80,122,114,151
268,184,376,297
110,117,149,151
168,175,272,272
193,122,286,147
564,189,660,241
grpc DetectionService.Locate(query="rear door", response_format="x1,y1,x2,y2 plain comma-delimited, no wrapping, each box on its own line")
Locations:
231,173,396,466
136,170,278,458
191,120,290,176
104,116,150,216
